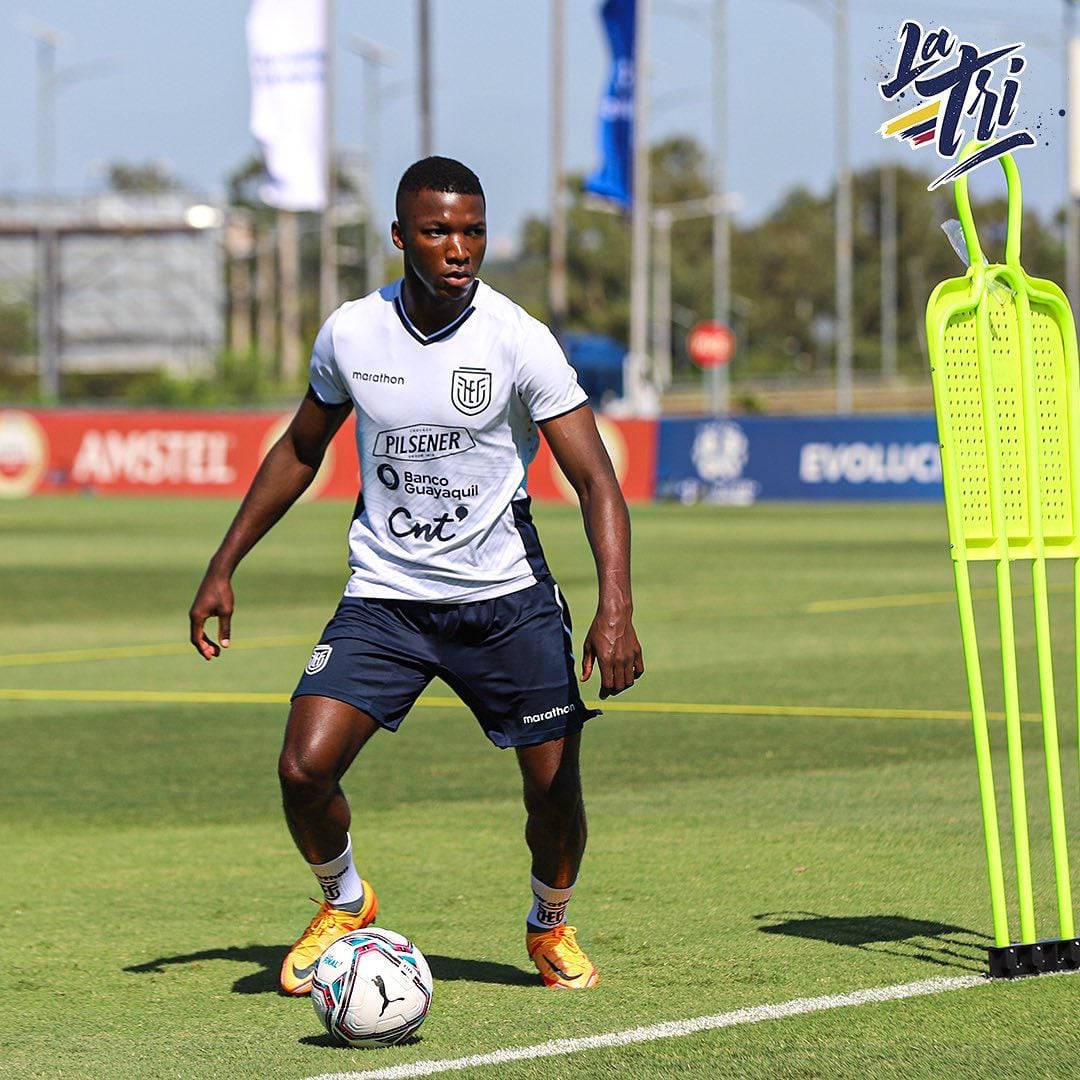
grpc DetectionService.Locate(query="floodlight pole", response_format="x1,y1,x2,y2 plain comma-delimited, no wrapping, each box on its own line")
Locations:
35,29,58,194
31,27,60,398
881,161,898,381
22,20,117,399
319,0,337,315
651,195,724,387
279,209,302,380
652,208,673,388
710,0,730,415
549,0,569,339
627,0,653,411
418,0,433,156
834,0,854,414
786,0,853,412
36,227,60,399
24,22,117,196
347,35,399,294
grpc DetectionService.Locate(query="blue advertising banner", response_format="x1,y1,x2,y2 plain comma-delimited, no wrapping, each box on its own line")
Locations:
584,0,635,208
657,416,943,503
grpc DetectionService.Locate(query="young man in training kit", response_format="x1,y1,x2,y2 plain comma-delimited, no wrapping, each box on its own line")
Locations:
189,156,643,993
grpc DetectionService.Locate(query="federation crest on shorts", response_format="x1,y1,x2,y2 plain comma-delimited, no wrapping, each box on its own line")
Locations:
305,644,333,675
450,367,492,416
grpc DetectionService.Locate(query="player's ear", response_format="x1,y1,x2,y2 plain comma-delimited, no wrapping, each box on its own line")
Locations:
391,219,405,251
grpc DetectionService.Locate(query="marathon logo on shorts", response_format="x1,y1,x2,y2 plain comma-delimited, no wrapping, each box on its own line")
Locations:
522,703,576,725
305,644,333,675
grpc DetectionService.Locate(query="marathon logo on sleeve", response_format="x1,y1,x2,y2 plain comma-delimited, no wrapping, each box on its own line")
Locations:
374,425,476,461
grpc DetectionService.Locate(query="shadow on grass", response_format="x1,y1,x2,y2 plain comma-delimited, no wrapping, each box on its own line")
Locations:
426,954,536,986
752,912,992,973
124,944,290,994
298,1033,423,1049
124,946,534,992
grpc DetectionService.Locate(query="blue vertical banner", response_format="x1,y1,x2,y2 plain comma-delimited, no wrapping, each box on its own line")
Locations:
584,0,636,208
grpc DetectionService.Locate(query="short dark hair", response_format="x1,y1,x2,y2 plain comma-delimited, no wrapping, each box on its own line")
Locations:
395,156,485,220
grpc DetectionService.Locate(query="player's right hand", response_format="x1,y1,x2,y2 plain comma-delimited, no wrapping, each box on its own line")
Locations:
188,573,234,660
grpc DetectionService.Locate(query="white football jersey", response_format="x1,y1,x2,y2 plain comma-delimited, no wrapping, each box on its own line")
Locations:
309,279,589,602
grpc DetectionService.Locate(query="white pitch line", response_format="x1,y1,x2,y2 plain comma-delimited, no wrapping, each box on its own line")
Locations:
303,974,986,1080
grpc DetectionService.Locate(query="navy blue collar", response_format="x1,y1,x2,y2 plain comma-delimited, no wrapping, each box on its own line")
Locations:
393,284,477,345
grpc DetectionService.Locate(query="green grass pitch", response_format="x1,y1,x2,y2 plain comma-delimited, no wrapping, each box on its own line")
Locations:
3,496,1080,1077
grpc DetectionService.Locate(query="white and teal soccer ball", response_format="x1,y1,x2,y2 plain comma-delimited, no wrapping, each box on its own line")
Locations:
311,927,433,1047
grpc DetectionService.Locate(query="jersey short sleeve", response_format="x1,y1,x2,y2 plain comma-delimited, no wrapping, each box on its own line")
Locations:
308,307,350,406
515,320,589,423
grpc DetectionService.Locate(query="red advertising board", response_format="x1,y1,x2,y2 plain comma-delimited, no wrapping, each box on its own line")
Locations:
0,408,656,503
527,416,657,503
0,408,359,500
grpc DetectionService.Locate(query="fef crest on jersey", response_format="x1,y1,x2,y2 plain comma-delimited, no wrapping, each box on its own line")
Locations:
450,368,492,416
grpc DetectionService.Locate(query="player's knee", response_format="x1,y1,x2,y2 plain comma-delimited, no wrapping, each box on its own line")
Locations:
278,747,334,796
522,771,582,822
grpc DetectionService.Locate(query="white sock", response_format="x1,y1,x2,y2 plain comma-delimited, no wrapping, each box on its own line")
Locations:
309,835,365,909
527,874,576,929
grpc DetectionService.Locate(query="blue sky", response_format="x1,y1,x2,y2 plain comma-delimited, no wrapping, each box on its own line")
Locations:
0,1,1071,252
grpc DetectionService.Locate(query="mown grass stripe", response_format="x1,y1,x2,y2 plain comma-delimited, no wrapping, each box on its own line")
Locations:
0,687,1041,724
805,580,1071,614
805,590,959,613
302,975,986,1080
0,634,313,667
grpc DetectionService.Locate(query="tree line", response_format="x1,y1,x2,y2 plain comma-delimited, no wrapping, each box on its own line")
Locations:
488,136,1067,386
0,138,1066,403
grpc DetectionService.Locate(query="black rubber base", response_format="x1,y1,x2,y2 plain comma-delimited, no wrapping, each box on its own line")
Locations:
987,938,1080,978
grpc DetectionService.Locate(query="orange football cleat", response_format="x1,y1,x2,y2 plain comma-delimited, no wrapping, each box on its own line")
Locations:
526,924,600,989
280,881,379,995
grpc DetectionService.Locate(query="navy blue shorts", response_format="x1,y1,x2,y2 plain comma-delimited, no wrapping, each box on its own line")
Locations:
292,580,599,749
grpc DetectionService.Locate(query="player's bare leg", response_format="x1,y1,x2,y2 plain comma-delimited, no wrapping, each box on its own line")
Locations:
277,695,382,994
517,733,598,988
517,733,586,887
279,694,380,861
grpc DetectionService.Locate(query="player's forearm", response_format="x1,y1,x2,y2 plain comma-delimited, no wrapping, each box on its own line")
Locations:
207,440,320,576
578,479,634,614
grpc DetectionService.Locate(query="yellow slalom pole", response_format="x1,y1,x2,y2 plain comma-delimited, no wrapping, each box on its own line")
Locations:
954,558,1010,945
974,285,1037,944
1010,266,1075,942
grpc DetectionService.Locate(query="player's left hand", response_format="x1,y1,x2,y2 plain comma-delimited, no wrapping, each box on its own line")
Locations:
581,609,644,699
188,570,234,661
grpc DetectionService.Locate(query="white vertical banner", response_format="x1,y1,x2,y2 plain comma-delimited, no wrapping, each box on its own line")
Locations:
1071,39,1080,199
247,0,328,211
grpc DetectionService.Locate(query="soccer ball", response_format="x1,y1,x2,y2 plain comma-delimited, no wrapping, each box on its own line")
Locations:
311,927,433,1047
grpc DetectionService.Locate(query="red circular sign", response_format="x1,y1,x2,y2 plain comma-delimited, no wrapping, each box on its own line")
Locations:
687,321,736,368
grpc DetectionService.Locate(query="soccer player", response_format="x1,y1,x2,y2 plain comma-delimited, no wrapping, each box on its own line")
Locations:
188,156,643,993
